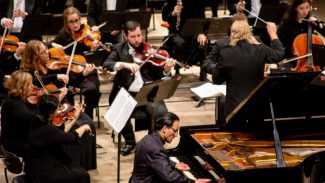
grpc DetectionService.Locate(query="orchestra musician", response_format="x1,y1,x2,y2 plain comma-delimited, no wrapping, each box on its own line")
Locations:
49,6,101,121
87,0,146,44
211,14,284,122
0,0,43,41
129,112,211,183
102,20,176,156
20,40,97,170
24,94,91,183
0,70,39,159
277,0,325,66
162,0,208,81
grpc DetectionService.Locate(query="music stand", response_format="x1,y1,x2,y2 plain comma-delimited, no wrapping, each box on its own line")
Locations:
253,3,287,28
100,8,153,41
135,75,182,132
180,18,210,37
45,14,64,35
207,17,232,40
20,15,51,40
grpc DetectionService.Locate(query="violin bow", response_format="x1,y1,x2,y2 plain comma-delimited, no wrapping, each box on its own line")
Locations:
62,21,107,50
34,71,50,95
277,53,312,66
66,41,78,78
0,27,8,54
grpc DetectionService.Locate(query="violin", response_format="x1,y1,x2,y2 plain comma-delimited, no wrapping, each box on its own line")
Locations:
132,43,188,68
27,84,61,104
0,35,19,53
73,24,111,52
52,103,75,126
47,48,103,73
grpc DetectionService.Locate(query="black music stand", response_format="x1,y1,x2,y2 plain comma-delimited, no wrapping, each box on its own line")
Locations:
100,8,152,41
180,18,210,37
253,3,287,28
20,15,51,40
207,17,232,40
135,75,182,132
45,14,64,35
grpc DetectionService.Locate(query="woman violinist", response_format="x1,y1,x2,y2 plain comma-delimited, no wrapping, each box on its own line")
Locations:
277,0,325,68
25,94,91,183
48,6,101,121
20,40,97,170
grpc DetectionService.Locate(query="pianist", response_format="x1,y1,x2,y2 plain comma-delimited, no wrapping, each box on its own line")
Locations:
129,112,211,183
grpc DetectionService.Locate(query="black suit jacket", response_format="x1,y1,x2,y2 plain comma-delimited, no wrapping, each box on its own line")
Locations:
212,39,284,118
129,132,194,183
102,42,165,104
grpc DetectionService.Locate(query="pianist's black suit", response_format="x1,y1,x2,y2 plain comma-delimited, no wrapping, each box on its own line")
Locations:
129,131,194,183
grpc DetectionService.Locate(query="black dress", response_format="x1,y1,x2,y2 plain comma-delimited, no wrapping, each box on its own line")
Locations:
25,115,90,183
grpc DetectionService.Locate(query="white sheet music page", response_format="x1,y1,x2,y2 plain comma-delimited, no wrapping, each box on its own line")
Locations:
190,83,226,99
104,87,137,133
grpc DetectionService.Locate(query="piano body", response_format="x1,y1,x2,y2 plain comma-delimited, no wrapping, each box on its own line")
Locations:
170,72,325,183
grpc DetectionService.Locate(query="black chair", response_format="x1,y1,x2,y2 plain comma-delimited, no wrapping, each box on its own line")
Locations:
1,146,26,183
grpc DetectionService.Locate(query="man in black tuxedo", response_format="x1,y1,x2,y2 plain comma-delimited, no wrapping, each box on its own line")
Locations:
87,0,145,44
102,21,176,156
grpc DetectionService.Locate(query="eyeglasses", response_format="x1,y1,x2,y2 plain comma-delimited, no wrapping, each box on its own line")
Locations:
67,19,80,25
169,127,179,133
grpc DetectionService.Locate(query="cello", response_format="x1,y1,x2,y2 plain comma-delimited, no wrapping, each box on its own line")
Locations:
292,20,325,72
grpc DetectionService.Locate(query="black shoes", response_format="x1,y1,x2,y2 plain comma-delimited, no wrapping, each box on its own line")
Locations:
121,144,135,156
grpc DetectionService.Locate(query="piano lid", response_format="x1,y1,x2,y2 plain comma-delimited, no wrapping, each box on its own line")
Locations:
226,72,325,126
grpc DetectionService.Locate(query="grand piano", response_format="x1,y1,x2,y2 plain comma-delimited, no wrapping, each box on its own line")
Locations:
170,72,325,183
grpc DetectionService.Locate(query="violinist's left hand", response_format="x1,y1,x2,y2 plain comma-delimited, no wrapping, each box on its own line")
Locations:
51,42,64,49
197,34,207,46
13,9,28,19
164,58,176,73
82,63,96,76
90,41,100,51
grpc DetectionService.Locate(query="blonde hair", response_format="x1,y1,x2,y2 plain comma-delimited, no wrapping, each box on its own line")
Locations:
4,70,33,100
229,20,253,46
20,40,44,72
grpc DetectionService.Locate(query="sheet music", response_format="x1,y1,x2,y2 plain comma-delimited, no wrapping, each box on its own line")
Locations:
190,83,226,99
104,87,137,133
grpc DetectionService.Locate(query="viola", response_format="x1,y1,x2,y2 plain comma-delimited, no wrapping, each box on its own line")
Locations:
47,48,103,73
0,35,19,53
132,43,188,68
72,24,111,52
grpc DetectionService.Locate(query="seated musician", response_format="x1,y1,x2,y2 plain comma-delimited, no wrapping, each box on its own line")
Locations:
211,14,284,123
129,112,211,183
0,41,26,102
87,0,146,44
25,94,91,183
102,20,176,156
49,6,102,121
0,0,43,41
162,0,208,81
20,40,97,170
277,0,325,68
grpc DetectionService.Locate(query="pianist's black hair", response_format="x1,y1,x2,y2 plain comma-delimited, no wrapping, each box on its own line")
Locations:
154,112,180,131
